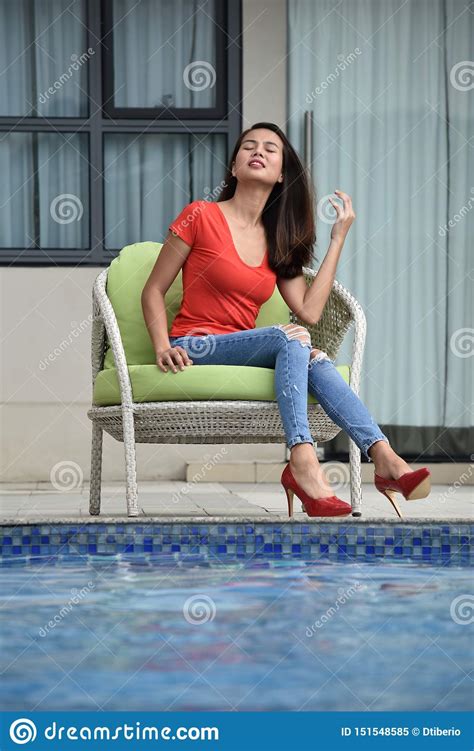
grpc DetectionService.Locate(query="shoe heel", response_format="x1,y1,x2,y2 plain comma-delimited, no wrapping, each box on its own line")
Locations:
406,474,431,500
381,488,403,519
284,486,295,517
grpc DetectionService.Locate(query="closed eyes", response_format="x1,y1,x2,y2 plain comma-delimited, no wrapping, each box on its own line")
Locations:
243,146,277,153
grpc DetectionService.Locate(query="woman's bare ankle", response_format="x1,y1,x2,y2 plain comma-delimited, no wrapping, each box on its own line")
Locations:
289,443,334,496
368,441,411,480
289,442,317,466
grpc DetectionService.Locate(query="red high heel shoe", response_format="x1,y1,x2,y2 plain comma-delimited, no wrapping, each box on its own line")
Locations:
281,463,352,518
373,467,431,519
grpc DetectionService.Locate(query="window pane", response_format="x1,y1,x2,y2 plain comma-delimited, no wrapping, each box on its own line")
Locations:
0,132,89,248
104,133,226,249
111,0,217,109
0,0,89,117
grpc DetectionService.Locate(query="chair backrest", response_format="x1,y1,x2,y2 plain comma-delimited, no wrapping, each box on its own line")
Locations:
103,241,291,368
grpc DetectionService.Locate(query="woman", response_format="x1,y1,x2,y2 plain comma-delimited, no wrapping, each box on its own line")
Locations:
141,122,431,518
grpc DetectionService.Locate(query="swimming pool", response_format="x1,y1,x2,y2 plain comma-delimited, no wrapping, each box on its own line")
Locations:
0,551,472,712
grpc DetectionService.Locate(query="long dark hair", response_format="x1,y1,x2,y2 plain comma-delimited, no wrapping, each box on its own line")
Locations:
217,122,316,278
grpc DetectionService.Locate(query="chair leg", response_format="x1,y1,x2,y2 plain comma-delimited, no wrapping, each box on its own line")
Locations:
122,406,139,516
89,422,103,515
349,438,363,516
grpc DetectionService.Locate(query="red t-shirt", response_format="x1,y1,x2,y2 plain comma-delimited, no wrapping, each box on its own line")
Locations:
168,199,277,336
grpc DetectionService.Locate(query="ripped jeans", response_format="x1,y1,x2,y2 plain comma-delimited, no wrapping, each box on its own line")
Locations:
168,324,390,460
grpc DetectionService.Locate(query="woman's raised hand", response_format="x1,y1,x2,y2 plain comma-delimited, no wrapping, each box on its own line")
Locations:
328,189,356,244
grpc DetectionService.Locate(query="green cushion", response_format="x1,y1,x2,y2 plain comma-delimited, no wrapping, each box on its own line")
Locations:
92,363,351,407
103,241,291,369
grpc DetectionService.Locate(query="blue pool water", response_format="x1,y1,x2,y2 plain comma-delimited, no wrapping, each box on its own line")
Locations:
0,557,472,712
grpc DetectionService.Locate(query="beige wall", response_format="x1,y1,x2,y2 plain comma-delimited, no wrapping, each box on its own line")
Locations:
242,0,287,128
0,0,288,483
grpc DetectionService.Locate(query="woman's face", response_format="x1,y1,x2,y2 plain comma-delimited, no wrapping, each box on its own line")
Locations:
232,129,284,188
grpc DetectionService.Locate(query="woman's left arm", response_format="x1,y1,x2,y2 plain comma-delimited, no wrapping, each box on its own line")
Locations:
302,189,356,324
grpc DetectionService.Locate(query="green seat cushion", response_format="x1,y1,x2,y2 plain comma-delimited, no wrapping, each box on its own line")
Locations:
92,363,351,407
102,241,292,370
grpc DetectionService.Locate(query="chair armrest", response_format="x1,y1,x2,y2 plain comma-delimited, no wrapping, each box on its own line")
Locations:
91,274,106,385
91,269,134,408
289,267,367,395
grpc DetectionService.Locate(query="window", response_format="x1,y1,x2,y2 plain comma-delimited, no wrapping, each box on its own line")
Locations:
0,0,241,265
103,0,226,118
103,132,227,250
0,0,89,118
0,132,89,249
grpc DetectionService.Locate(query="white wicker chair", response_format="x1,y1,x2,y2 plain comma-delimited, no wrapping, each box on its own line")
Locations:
87,265,367,517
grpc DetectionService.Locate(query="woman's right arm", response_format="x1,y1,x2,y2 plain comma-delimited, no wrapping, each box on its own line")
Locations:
141,230,194,372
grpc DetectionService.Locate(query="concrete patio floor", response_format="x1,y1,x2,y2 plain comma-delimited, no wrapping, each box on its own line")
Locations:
0,480,471,523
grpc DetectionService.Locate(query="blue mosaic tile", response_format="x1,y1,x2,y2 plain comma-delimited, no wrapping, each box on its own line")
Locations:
0,522,472,564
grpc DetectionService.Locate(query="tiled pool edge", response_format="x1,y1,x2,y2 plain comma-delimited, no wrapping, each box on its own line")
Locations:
0,520,472,563
1,516,472,524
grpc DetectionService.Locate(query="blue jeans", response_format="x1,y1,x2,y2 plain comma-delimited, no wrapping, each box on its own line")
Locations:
168,325,390,460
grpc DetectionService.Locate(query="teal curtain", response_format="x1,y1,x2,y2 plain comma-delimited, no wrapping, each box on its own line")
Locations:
288,0,473,460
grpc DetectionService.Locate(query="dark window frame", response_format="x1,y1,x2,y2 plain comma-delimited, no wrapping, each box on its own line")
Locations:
102,0,228,120
0,0,242,266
